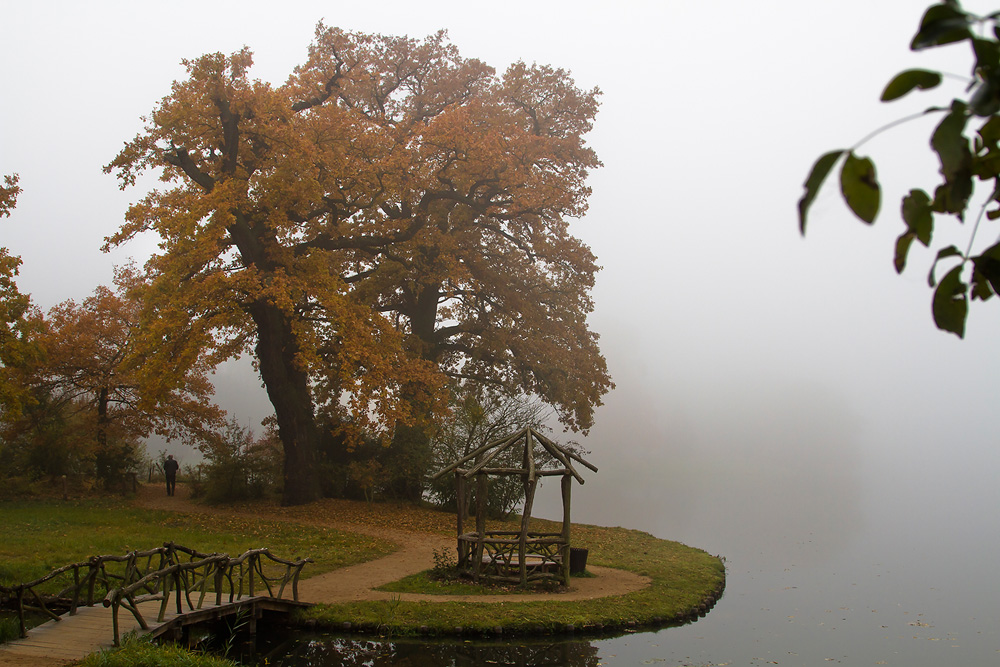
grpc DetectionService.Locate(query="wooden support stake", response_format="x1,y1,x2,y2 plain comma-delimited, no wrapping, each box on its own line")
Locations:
561,474,572,586
215,563,224,606
474,473,487,582
70,566,79,615
455,472,466,566
519,478,538,586
111,598,120,646
174,570,183,615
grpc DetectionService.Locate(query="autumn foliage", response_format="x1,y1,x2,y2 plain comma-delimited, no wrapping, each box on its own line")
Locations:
105,27,611,504
1,267,225,487
0,174,45,421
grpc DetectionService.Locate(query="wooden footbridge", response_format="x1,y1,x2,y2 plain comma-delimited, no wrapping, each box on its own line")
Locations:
0,543,311,662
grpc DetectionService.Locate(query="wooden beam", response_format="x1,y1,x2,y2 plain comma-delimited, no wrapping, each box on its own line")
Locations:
466,434,523,477
533,429,598,473
430,428,525,480
518,478,537,586
534,432,585,484
473,473,487,583
525,429,537,486
561,474,572,586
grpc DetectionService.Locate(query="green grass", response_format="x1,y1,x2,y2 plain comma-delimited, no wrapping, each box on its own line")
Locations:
79,632,238,667
0,495,726,648
378,567,591,595
0,615,20,644
0,498,395,590
303,519,726,636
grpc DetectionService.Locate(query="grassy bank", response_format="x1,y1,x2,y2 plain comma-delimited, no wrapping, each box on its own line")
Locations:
0,494,726,653
0,498,395,589
302,519,726,636
78,634,238,667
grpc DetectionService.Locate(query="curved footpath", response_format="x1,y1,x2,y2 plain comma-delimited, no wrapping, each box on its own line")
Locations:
136,484,651,604
0,486,657,667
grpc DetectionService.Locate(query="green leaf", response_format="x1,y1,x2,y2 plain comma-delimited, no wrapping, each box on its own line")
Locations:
969,80,1000,117
928,245,963,287
978,115,1000,147
901,188,934,245
930,102,973,215
895,190,934,275
895,232,917,274
970,267,995,300
839,152,880,223
910,3,973,50
932,101,971,178
798,150,844,235
972,241,1000,294
880,69,943,101
972,37,1000,77
931,265,967,338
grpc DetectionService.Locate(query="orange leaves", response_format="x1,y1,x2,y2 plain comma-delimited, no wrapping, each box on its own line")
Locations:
103,26,610,502
34,268,226,449
0,176,46,421
0,173,20,217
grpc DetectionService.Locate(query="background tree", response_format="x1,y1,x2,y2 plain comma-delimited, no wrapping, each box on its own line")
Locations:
0,388,92,481
349,61,612,499
0,174,44,420
195,417,282,502
426,385,554,519
34,269,224,488
800,0,1000,338
106,27,610,505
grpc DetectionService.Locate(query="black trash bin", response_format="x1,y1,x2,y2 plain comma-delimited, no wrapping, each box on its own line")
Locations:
569,547,588,574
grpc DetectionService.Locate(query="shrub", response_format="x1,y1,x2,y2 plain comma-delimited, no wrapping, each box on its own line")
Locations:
198,418,281,503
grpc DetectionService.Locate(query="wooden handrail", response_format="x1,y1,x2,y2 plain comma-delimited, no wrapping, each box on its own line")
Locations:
0,543,311,645
102,547,312,645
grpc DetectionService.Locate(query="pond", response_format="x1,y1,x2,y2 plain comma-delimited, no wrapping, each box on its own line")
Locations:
255,383,1000,666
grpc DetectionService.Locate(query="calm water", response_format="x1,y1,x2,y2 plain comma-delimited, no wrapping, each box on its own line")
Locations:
261,384,1000,666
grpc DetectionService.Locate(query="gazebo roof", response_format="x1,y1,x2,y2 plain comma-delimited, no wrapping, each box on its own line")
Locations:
431,426,597,485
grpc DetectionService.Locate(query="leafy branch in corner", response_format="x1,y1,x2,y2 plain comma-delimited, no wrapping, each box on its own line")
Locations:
799,1,1000,338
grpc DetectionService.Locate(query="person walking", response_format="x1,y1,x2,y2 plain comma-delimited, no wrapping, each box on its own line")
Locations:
164,454,179,496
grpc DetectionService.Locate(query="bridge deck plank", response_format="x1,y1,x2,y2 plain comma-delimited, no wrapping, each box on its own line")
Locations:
0,597,272,662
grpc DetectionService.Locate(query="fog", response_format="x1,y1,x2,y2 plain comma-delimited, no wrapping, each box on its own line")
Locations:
3,1,1000,662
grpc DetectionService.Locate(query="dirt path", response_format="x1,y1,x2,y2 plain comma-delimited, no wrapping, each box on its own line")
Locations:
1,486,649,667
135,483,650,603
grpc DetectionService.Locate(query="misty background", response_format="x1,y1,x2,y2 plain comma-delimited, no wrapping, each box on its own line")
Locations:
3,3,1000,661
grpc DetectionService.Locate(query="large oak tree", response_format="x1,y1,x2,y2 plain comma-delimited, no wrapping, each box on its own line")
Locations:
106,27,610,505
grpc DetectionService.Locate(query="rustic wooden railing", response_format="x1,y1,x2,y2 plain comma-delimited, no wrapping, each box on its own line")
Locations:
0,542,311,645
458,530,566,583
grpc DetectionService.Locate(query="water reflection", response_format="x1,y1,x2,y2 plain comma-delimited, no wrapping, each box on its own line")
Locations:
253,364,1000,666
267,635,600,667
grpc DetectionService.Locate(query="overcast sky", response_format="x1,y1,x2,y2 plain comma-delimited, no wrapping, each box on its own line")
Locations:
3,1,999,547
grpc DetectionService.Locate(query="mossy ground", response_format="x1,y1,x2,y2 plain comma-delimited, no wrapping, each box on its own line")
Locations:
302,518,726,637
0,493,725,655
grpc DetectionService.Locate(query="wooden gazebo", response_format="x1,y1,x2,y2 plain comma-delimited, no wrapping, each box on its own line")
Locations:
431,426,597,586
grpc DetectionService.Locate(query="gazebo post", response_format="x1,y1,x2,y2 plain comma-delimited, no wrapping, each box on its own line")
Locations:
432,425,597,586
455,472,466,566
561,473,572,585
473,472,487,582
519,477,537,585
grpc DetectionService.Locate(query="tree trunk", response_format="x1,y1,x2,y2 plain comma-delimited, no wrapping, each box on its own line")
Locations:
96,386,109,452
384,421,433,501
381,281,441,501
249,299,321,506
95,386,113,490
